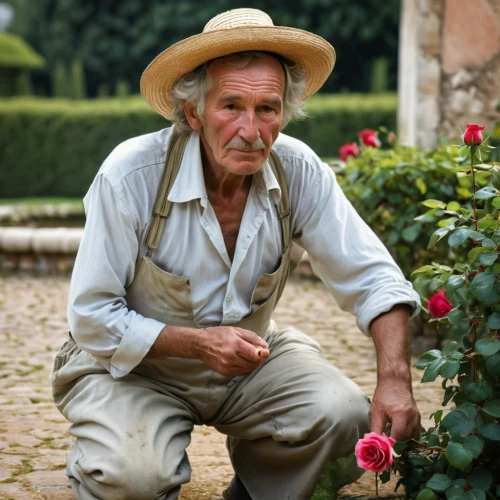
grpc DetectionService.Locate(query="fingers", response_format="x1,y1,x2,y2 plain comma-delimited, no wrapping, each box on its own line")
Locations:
235,328,269,349
369,407,386,436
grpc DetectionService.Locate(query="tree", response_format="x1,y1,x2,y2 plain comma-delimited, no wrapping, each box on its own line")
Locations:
9,0,401,96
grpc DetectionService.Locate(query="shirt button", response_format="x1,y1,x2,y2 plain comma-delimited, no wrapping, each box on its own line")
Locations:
227,294,233,302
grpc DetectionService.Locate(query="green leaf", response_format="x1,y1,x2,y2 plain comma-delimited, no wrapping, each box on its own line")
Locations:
464,489,486,500
440,360,460,379
463,435,484,458
430,409,444,425
423,199,447,209
478,251,498,266
477,422,500,441
447,201,462,212
462,380,492,402
474,338,500,356
483,399,500,417
480,238,497,250
468,468,493,491
416,488,438,500
475,187,498,200
470,273,498,305
448,310,467,325
468,247,490,262
493,197,500,209
449,228,472,247
416,177,427,195
446,486,466,499
460,403,479,420
402,224,422,243
412,265,436,276
415,350,442,369
446,276,466,295
491,168,500,190
428,228,451,249
442,409,476,437
445,442,474,470
392,441,408,455
422,358,446,382
487,312,500,329
485,353,500,375
426,474,452,492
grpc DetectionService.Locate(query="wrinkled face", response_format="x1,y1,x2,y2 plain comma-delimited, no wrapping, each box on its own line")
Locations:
185,56,285,176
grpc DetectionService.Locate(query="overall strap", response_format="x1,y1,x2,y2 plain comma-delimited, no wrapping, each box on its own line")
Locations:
268,150,291,252
145,131,190,256
267,149,292,304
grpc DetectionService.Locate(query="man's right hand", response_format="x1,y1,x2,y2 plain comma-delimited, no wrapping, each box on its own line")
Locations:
197,326,270,377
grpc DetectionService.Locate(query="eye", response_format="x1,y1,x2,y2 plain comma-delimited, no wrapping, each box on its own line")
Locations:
224,104,236,110
260,105,276,113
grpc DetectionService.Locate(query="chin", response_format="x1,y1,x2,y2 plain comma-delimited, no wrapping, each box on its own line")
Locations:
224,151,267,175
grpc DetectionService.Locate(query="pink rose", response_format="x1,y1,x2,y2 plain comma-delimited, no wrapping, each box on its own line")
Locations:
339,143,359,162
355,432,396,473
463,124,485,146
388,131,397,144
357,129,381,148
427,290,452,318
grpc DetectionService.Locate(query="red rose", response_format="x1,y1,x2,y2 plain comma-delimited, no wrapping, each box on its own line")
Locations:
355,432,396,473
463,124,485,146
357,129,381,148
339,143,359,162
427,290,452,318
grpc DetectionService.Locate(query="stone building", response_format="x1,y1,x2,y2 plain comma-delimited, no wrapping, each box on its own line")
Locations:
398,0,500,150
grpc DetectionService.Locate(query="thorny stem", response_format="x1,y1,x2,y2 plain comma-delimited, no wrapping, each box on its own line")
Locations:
471,147,478,231
470,146,479,381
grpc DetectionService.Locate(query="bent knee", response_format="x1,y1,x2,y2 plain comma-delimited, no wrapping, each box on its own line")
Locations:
73,448,176,500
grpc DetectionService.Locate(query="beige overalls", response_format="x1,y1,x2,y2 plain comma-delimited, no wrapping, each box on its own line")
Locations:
53,132,370,500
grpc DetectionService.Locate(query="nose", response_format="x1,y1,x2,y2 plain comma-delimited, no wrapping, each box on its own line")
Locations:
238,110,259,143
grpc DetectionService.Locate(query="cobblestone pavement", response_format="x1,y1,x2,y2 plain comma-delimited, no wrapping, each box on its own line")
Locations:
0,275,444,500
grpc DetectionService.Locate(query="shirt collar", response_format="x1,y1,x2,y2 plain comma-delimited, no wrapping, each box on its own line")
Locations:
167,131,282,205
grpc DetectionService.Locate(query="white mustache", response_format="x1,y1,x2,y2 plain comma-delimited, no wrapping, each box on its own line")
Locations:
227,137,266,151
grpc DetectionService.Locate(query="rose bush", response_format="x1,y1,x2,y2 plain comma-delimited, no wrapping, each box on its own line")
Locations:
375,125,500,499
337,130,490,279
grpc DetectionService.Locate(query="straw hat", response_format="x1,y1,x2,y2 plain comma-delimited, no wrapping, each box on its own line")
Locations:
140,8,335,120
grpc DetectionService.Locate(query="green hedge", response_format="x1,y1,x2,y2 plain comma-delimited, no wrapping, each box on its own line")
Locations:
0,94,396,198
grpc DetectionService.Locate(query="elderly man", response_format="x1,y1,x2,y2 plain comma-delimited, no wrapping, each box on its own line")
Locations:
53,8,421,500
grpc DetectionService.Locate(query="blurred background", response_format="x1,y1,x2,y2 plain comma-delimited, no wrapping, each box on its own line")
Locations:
0,0,401,200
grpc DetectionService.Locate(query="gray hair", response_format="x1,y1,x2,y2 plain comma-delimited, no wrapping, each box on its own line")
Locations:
171,51,307,133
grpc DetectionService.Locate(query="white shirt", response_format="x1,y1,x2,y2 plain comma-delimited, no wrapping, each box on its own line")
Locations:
68,128,421,379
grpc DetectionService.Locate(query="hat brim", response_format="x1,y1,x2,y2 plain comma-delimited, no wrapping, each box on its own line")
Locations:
140,26,335,120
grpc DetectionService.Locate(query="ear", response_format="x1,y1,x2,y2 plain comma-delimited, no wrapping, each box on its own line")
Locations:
183,101,202,131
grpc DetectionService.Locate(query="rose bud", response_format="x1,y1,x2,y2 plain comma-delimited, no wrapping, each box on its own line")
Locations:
427,290,452,318
463,124,485,146
357,129,381,148
339,143,360,162
388,131,397,144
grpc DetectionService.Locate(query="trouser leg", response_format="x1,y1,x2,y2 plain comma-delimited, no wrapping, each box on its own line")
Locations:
213,328,370,500
53,349,195,500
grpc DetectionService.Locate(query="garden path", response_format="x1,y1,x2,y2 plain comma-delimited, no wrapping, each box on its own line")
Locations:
0,275,444,499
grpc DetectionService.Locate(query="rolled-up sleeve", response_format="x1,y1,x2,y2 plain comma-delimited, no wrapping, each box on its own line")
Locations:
291,158,421,335
68,174,165,378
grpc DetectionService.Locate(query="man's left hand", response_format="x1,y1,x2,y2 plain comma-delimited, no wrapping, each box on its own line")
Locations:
369,379,421,442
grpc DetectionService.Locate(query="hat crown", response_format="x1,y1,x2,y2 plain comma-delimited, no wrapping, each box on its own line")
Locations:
203,8,274,33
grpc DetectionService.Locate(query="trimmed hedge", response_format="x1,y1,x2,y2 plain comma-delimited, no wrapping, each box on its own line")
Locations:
0,94,397,197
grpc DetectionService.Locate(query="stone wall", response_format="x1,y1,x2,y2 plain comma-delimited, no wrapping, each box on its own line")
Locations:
399,0,500,150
